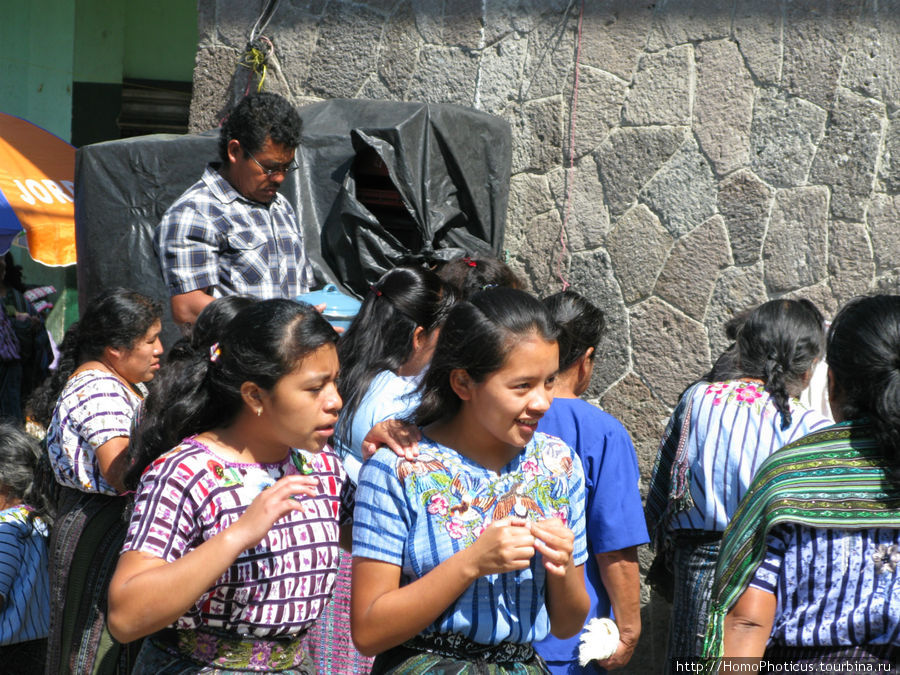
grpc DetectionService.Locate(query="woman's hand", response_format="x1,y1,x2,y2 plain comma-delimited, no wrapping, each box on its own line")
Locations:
530,518,575,575
229,475,319,551
465,518,536,577
362,419,421,461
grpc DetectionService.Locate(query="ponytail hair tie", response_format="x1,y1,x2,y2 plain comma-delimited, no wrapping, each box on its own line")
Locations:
370,286,383,297
462,257,477,268
209,342,221,363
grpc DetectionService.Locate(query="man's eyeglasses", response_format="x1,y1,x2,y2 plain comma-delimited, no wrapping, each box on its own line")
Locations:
245,149,299,177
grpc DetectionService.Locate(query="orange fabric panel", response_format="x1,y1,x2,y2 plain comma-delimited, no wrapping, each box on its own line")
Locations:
0,113,76,266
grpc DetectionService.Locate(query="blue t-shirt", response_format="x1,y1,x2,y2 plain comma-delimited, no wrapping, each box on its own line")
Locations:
0,505,50,645
334,370,420,483
533,398,649,671
353,431,588,645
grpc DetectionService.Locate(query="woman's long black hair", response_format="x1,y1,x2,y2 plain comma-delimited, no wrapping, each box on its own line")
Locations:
127,299,336,489
335,266,455,449
413,287,559,427
543,290,605,371
827,294,900,468
0,422,55,529
28,288,163,427
735,299,825,429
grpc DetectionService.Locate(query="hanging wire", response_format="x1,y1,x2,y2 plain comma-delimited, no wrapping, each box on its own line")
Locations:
249,0,280,43
554,0,585,292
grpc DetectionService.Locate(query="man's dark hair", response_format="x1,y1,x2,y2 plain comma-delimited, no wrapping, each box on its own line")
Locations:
218,92,302,163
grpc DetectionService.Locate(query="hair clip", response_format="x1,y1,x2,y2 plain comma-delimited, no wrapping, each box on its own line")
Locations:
462,257,477,268
370,285,383,297
209,342,221,363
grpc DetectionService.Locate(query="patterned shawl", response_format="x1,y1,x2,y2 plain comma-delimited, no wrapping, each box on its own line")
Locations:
702,421,900,659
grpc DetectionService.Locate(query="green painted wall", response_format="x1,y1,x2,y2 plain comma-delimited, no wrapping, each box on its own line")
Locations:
0,1,75,141
73,0,125,84
124,1,197,81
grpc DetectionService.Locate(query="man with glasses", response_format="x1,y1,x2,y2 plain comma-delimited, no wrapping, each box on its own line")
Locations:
156,92,315,325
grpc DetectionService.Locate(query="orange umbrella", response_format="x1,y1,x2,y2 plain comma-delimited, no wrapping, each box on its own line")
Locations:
0,112,76,266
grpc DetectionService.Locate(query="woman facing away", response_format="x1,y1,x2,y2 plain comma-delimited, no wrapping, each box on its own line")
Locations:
534,291,649,674
28,287,163,674
0,422,55,675
352,287,590,673
706,295,900,668
108,299,350,674
644,299,832,668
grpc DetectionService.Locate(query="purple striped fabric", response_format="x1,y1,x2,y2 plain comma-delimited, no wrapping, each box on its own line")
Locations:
46,370,143,495
123,439,352,637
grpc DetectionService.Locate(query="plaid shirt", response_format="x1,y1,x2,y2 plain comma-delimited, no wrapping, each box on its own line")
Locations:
156,165,315,300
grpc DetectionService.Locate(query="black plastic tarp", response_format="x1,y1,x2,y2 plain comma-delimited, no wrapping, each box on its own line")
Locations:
293,99,512,296
75,99,511,342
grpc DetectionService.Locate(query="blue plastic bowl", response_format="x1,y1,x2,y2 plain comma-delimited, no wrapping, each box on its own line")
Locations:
296,284,361,331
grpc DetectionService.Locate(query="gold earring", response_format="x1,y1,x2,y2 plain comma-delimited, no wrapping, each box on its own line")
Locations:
256,408,262,417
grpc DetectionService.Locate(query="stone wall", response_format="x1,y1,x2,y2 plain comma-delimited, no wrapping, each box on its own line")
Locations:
191,1,899,670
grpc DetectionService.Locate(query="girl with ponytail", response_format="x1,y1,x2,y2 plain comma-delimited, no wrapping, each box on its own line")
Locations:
0,422,55,674
109,299,349,674
646,298,831,669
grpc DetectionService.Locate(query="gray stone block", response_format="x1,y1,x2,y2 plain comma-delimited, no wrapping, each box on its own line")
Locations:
441,0,485,50
482,0,540,46
476,35,527,115
828,221,875,306
717,169,775,265
567,65,627,158
379,2,422,98
705,263,768,359
595,126,686,214
566,248,631,396
607,205,674,304
413,0,444,44
579,0,654,82
646,0,732,51
304,3,384,98
209,0,263,49
733,0,783,84
629,297,711,406
749,88,827,188
623,45,694,127
506,97,564,174
547,161,610,252
508,171,553,225
654,215,732,321
406,45,480,106
504,208,563,295
809,88,887,220
782,281,839,319
763,187,830,293
840,26,900,105
873,270,900,295
639,135,719,239
693,39,755,176
600,372,671,475
867,193,900,274
782,1,862,110
520,12,576,102
268,7,320,89
878,113,900,193
189,46,244,133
